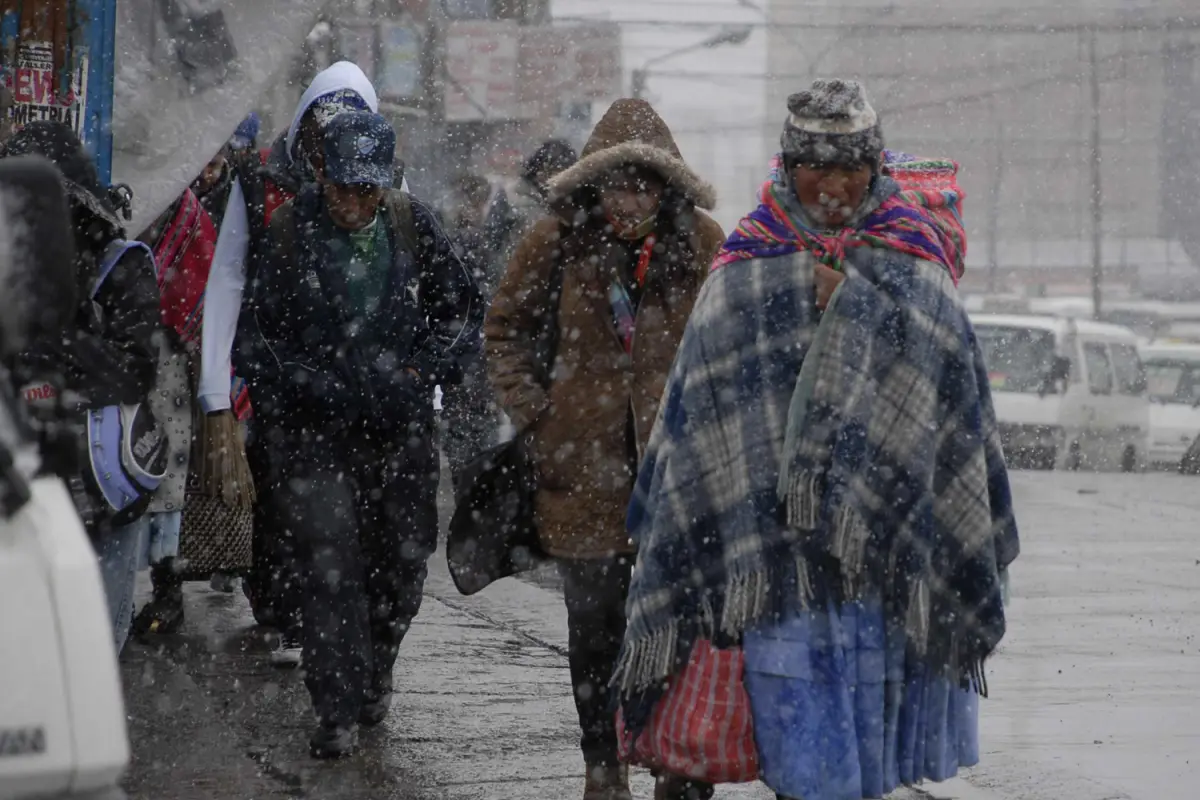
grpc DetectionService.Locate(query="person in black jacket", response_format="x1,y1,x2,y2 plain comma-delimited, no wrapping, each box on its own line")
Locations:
1,122,161,653
236,111,482,758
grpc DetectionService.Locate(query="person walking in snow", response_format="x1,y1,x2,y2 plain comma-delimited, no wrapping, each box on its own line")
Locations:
204,62,381,656
485,98,725,800
240,110,481,759
616,80,1019,800
1,122,162,655
484,138,577,287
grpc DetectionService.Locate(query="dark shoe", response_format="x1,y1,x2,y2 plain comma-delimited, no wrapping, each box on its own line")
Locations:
359,673,394,727
358,691,393,727
132,559,185,637
242,579,278,628
210,571,238,593
309,723,355,759
584,764,631,800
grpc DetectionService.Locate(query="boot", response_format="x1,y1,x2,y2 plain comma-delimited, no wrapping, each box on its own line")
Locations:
359,674,394,727
583,764,631,800
654,773,716,800
132,557,185,636
309,722,356,759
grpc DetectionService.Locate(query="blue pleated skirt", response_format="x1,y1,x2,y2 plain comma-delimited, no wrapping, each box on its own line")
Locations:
743,596,979,800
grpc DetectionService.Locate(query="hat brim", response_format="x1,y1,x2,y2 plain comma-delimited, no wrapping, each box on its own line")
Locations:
324,161,393,189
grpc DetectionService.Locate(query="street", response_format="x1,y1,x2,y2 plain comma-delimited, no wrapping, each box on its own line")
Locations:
118,470,1200,800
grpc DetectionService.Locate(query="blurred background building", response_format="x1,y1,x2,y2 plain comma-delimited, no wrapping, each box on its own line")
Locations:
270,0,622,206
9,0,1200,306
764,0,1200,301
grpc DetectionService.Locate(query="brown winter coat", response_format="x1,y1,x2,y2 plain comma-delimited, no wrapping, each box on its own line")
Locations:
485,99,725,560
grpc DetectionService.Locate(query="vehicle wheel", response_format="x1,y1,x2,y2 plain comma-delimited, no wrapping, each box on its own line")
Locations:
1065,441,1082,471
1121,446,1138,473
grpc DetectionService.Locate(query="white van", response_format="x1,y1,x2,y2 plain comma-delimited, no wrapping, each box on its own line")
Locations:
1139,342,1200,468
972,314,1150,471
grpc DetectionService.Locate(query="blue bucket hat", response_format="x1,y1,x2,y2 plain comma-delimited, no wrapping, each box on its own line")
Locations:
322,110,395,188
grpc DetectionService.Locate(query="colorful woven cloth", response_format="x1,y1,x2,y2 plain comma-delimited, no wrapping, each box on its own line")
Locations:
882,150,967,280
713,152,965,282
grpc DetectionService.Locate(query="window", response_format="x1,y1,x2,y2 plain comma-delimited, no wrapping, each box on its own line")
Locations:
1145,360,1200,404
975,325,1058,394
1110,344,1146,396
1083,342,1114,395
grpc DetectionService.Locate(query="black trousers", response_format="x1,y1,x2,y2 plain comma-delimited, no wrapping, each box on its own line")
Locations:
244,428,302,632
561,554,633,767
272,428,439,727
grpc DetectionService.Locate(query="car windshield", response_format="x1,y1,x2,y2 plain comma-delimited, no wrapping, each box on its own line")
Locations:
976,325,1058,394
1144,359,1200,404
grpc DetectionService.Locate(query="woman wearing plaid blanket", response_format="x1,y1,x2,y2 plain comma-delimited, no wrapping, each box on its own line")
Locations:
486,98,725,800
617,80,1019,800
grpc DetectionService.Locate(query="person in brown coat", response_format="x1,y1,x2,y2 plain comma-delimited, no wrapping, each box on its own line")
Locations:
485,99,725,800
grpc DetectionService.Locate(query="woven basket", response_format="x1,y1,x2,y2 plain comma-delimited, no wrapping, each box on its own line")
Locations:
177,479,254,580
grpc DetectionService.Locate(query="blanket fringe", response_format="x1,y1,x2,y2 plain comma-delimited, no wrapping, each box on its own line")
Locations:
720,569,768,636
783,470,820,530
965,658,990,699
905,579,930,657
833,504,869,597
796,555,814,605
613,622,679,697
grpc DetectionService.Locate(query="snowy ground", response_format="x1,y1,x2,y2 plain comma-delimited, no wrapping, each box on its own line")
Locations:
119,470,1200,799
967,472,1200,800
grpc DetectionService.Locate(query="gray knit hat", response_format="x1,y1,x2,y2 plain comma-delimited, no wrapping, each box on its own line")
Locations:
781,80,884,167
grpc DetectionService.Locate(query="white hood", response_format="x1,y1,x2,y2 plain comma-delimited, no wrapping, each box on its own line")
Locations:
284,61,380,166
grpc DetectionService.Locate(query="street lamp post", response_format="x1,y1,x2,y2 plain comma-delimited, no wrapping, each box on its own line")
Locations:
631,26,752,99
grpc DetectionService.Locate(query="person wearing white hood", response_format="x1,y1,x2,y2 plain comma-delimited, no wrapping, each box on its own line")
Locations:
197,61,401,664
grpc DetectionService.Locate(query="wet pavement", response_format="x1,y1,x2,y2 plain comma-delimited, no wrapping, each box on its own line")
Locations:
116,470,1200,800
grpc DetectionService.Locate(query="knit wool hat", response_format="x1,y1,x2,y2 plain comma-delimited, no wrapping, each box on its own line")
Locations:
781,80,884,167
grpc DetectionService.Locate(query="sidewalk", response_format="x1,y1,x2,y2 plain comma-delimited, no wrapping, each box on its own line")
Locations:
121,469,1193,799
121,553,998,799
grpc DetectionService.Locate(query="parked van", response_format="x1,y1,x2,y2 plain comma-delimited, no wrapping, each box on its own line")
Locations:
972,314,1149,471
1138,342,1200,468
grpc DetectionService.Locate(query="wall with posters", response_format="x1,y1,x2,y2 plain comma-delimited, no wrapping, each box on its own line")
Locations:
444,20,522,122
5,40,88,136
444,20,619,122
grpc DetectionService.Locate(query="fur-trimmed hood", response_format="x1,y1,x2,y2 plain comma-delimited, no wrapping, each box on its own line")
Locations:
547,99,716,210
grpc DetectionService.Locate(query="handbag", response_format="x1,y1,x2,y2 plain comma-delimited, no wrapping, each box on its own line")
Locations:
616,639,760,784
177,401,255,580
446,223,568,595
446,432,544,595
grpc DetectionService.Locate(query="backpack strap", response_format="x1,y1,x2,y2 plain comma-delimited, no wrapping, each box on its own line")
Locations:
92,239,155,299
385,190,419,255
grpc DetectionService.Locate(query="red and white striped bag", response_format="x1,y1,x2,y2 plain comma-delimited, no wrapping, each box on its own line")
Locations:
616,639,759,783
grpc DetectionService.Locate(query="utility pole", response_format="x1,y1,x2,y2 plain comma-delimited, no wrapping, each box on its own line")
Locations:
1088,27,1104,320
631,69,647,99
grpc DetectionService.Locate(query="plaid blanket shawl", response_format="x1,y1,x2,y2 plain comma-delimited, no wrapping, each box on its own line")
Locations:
617,175,1018,700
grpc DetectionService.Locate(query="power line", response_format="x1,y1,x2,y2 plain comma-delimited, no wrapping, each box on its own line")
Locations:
641,39,1165,129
